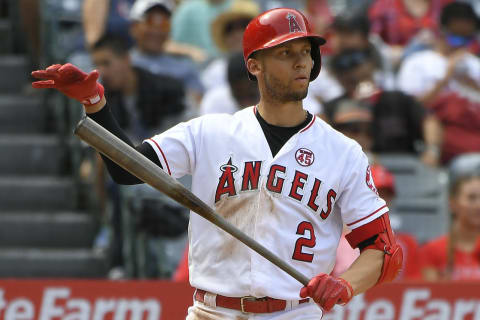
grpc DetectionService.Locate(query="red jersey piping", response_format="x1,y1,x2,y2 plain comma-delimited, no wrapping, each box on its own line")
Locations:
346,205,388,227
147,138,172,176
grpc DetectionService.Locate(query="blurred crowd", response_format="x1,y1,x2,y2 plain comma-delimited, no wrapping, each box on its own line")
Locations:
15,0,480,282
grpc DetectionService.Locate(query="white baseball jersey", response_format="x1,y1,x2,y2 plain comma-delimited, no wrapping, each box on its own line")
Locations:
145,106,388,300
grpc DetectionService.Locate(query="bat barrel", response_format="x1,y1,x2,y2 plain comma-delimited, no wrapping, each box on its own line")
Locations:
75,116,310,286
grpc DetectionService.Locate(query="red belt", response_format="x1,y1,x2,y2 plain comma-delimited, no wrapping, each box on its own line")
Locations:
195,289,309,313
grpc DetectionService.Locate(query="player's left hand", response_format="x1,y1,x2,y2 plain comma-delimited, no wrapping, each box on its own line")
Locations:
300,273,353,311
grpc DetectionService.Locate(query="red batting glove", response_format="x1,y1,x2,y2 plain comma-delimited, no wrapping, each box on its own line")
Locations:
31,63,104,107
300,273,353,311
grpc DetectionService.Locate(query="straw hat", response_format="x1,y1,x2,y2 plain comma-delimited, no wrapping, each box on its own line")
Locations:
211,0,260,52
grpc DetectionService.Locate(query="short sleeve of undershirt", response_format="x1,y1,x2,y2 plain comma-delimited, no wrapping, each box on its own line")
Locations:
336,145,389,229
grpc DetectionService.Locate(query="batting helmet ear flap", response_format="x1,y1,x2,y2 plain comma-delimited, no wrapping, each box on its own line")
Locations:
309,40,322,81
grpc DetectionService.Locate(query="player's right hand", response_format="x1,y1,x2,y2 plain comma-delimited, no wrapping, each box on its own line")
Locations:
300,273,353,312
31,63,104,107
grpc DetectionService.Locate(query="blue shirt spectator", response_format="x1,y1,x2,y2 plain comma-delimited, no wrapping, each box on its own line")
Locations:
170,0,233,59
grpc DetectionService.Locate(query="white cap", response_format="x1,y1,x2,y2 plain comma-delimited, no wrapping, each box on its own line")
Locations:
129,0,175,21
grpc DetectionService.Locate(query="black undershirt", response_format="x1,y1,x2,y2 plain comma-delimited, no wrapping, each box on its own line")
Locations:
255,110,313,157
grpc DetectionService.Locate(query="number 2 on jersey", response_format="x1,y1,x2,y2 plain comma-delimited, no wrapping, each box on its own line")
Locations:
292,221,316,262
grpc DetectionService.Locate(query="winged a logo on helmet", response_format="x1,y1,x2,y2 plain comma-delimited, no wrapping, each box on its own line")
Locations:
286,13,302,33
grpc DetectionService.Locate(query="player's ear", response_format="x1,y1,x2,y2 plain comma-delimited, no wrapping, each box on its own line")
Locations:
246,57,262,78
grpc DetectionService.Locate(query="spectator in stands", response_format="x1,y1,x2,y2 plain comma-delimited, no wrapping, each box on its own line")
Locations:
129,0,205,106
329,14,372,55
397,2,480,164
82,0,206,64
332,163,421,280
92,34,186,140
201,0,259,91
420,153,480,281
368,0,453,66
330,13,396,89
330,98,375,161
326,48,442,166
64,0,136,81
90,33,187,277
308,13,394,107
170,0,233,59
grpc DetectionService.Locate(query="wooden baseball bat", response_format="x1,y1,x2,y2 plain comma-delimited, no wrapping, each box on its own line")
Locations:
75,116,310,286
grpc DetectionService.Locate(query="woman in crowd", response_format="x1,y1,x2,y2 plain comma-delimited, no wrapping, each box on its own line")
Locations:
420,153,480,281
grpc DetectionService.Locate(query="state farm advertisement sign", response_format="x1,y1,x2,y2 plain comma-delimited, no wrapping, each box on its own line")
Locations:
325,282,480,320
0,280,194,320
1,280,480,320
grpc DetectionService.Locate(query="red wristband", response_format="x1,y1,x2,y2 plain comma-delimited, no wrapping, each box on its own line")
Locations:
82,83,104,107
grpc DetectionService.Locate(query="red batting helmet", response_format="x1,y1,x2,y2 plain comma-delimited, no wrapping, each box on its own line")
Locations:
242,7,326,81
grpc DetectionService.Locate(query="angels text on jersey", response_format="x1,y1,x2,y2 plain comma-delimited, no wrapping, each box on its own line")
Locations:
214,156,337,220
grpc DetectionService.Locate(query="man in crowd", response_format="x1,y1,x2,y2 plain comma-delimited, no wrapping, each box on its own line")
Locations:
129,0,204,106
326,48,443,166
397,2,480,164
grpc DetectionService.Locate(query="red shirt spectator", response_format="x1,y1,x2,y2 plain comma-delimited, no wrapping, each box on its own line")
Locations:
420,235,480,280
420,168,480,281
430,92,480,163
397,2,480,163
369,0,452,46
396,233,421,280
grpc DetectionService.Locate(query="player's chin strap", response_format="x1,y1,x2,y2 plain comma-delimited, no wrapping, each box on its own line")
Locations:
345,213,403,285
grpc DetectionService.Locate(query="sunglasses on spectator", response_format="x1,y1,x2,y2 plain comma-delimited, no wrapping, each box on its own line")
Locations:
224,18,251,35
331,51,370,72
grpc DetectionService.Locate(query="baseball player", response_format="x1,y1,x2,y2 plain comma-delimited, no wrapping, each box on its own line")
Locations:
32,8,403,319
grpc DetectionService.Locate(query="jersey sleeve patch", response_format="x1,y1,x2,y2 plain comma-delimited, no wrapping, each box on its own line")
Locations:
366,165,379,195
144,138,172,175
